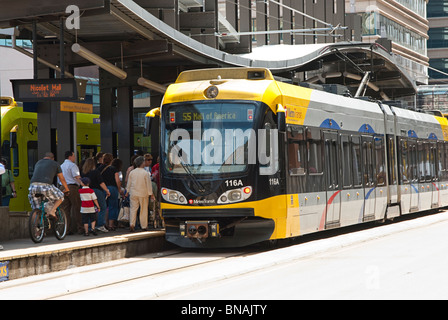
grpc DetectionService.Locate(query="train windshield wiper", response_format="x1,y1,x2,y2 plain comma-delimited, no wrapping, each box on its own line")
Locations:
176,151,206,193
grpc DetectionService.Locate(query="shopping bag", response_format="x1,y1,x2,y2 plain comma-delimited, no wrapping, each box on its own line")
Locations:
118,194,130,223
118,206,130,223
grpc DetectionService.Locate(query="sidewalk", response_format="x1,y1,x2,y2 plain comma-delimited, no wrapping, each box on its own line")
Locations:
0,228,166,281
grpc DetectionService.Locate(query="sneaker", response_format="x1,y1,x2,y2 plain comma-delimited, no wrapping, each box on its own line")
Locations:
96,226,109,233
0,245,3,250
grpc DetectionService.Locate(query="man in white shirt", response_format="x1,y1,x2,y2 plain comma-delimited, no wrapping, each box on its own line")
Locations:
59,151,83,235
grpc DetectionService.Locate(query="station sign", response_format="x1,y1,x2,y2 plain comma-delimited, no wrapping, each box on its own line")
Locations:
60,101,93,114
11,78,78,102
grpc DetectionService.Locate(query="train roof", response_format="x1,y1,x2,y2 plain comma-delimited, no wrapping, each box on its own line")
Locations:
165,68,447,141
175,68,275,83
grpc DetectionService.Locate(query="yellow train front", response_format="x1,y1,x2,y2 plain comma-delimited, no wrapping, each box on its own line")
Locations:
157,68,294,248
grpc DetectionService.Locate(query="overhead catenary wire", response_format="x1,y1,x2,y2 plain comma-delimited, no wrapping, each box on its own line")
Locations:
216,0,346,38
266,0,333,28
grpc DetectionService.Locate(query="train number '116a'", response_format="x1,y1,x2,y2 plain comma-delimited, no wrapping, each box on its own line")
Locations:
225,179,243,187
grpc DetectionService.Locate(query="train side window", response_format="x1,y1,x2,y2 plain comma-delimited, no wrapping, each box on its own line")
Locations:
305,128,323,192
375,136,385,186
351,135,362,187
437,141,444,174
408,140,418,182
430,142,437,181
417,141,425,182
287,127,305,175
400,139,409,184
422,141,432,182
10,130,19,177
444,142,448,180
324,135,338,189
27,141,38,180
387,137,397,185
341,134,352,188
259,114,279,175
362,138,375,186
306,128,323,174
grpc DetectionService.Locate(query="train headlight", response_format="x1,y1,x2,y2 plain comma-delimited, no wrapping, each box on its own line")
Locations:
161,188,187,204
205,86,219,99
229,190,242,201
218,186,252,204
168,191,179,201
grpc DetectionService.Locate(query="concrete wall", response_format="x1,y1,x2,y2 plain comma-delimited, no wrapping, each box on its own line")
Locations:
0,207,29,241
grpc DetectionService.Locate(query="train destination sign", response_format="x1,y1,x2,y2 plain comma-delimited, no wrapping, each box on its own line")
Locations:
11,78,78,102
169,105,255,124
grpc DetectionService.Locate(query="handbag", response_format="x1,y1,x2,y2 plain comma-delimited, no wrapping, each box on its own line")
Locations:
118,194,130,222
118,206,130,223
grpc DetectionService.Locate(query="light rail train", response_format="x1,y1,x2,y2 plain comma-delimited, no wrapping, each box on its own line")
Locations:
149,67,448,248
0,96,101,212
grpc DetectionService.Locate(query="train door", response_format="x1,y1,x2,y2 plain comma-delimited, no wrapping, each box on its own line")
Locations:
361,136,375,221
285,125,305,236
408,140,419,211
438,141,448,206
387,136,399,204
374,136,387,219
430,141,439,208
323,131,340,227
400,138,411,213
418,141,431,211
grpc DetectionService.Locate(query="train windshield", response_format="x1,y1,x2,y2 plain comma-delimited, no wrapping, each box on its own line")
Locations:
163,102,259,175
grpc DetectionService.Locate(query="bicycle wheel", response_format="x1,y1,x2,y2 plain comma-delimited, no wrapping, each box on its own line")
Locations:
29,209,45,243
53,208,67,240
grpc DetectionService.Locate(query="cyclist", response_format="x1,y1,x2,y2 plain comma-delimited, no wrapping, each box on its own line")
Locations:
28,152,69,218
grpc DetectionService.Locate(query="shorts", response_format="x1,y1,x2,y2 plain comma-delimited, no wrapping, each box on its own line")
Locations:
28,183,65,210
82,212,96,224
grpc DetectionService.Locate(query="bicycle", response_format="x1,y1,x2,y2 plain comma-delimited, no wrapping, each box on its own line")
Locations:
29,194,67,243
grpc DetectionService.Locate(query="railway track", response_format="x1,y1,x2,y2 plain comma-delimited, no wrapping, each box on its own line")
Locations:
0,248,259,300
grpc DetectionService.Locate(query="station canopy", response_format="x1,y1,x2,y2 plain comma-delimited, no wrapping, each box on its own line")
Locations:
0,0,416,100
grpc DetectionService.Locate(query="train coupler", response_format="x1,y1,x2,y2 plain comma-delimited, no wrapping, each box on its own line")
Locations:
180,221,220,239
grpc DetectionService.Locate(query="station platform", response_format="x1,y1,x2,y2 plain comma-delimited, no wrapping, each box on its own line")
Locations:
0,228,167,281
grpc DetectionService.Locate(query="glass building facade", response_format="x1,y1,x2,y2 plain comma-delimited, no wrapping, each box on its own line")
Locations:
427,0,448,81
417,85,448,112
362,12,426,55
428,0,448,17
356,0,429,85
